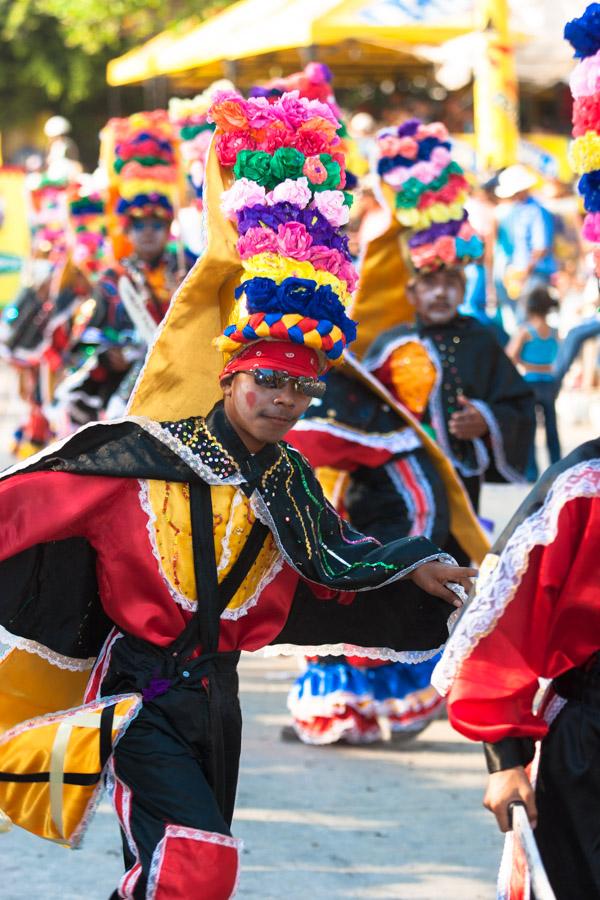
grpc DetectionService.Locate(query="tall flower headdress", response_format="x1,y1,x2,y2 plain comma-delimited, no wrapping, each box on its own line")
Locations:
375,118,484,276
210,88,358,368
566,3,600,274
28,173,70,263
67,186,108,280
249,63,368,189
127,89,360,420
169,81,234,209
99,110,181,259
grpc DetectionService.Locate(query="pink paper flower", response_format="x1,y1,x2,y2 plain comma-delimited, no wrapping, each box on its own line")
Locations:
220,178,267,219
337,259,359,293
309,246,359,292
275,91,311,130
295,129,331,157
302,155,328,184
309,245,343,275
583,211,600,241
570,50,600,98
269,177,312,208
378,135,418,159
216,130,256,167
276,222,313,260
245,96,280,130
311,190,350,227
436,236,457,264
238,226,278,258
302,96,340,129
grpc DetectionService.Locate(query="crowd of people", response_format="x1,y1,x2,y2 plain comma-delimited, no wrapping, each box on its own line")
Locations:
0,5,598,898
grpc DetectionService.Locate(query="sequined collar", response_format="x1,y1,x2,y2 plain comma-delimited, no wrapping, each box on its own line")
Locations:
161,403,282,486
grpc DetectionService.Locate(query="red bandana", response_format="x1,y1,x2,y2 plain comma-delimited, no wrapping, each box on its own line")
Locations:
219,340,320,380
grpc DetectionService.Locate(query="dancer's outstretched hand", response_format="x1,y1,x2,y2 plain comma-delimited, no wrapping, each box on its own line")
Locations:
484,767,537,832
408,561,476,606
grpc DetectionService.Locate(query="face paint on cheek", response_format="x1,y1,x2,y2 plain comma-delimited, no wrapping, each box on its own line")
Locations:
245,390,257,409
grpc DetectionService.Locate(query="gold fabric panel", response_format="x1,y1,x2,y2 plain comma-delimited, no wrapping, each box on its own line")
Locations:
348,205,414,362
0,694,140,845
389,342,437,416
0,648,89,736
147,480,278,613
128,141,241,421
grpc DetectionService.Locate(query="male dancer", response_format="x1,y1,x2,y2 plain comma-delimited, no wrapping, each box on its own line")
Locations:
433,10,600,897
283,119,502,745
0,90,474,899
363,120,535,514
58,111,185,426
433,437,600,899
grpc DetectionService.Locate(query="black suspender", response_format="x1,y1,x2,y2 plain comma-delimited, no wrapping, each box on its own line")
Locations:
170,480,269,658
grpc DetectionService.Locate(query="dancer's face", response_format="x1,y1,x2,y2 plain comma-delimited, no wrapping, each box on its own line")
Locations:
408,268,465,326
128,216,170,262
222,372,311,452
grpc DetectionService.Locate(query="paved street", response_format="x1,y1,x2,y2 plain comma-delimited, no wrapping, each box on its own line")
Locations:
0,362,591,899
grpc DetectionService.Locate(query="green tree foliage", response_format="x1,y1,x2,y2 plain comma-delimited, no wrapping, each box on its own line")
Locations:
0,0,233,163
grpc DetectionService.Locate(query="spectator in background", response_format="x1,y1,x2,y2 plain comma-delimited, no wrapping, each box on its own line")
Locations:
507,287,561,482
495,164,557,326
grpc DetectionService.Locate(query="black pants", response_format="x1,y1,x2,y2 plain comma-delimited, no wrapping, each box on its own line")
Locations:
534,682,600,898
103,636,242,899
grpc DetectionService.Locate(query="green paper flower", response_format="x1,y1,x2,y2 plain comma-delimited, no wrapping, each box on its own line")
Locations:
269,147,305,185
234,150,272,187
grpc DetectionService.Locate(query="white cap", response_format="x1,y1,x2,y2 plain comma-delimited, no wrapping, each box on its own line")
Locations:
44,115,71,138
495,164,537,199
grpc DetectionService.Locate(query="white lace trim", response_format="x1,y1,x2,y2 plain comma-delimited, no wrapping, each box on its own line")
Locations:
264,642,446,664
0,623,95,672
470,399,527,484
291,417,422,454
137,480,282,621
69,696,142,850
432,459,600,696
83,629,123,704
217,491,244,576
128,416,244,486
164,824,242,850
543,693,567,727
0,412,243,487
137,479,196,612
362,332,419,374
363,334,490,478
292,717,382,746
0,689,140,746
147,824,242,900
220,552,284,621
288,689,375,718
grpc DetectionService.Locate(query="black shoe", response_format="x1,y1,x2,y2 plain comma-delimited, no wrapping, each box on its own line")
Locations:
280,725,302,742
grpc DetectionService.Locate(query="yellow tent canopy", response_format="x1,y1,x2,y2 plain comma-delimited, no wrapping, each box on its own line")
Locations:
107,0,480,88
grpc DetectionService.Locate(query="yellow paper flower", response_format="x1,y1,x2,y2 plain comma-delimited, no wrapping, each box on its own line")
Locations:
241,253,353,305
569,131,600,174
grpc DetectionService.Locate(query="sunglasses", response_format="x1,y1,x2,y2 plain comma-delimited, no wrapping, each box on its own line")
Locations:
130,219,167,232
238,368,326,399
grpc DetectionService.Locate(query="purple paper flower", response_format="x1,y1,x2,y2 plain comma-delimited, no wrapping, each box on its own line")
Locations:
408,213,467,248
